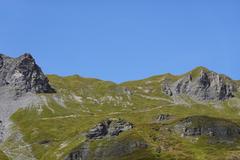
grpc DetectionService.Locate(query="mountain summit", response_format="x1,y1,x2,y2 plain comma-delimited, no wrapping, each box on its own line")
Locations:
0,53,55,95
0,53,55,145
162,67,237,101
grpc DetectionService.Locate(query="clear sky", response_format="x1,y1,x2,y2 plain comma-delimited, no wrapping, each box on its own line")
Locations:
0,0,239,83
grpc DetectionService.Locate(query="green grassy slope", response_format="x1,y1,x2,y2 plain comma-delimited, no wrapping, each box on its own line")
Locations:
4,70,240,160
0,150,9,160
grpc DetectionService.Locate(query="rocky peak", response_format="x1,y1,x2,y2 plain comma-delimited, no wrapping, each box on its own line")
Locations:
162,67,236,101
0,53,55,95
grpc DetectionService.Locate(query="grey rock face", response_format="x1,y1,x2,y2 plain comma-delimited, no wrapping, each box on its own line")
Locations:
0,86,45,142
64,119,145,160
86,118,133,139
64,138,148,160
93,139,147,160
0,53,55,143
174,116,240,141
162,82,173,96
162,69,236,101
0,53,55,95
64,143,89,160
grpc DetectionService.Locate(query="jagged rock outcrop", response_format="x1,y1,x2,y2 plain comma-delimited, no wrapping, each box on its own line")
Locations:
155,114,171,122
0,53,55,143
0,53,55,95
174,116,240,142
162,67,236,101
86,118,133,139
64,119,147,160
64,139,148,160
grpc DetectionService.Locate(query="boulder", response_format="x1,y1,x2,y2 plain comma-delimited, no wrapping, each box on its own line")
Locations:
86,118,133,139
155,114,171,122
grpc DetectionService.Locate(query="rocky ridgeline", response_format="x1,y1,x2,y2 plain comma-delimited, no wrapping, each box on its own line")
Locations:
162,68,236,101
0,53,55,95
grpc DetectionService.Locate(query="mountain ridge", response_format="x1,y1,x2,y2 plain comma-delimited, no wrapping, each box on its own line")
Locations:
0,54,240,160
1,54,237,84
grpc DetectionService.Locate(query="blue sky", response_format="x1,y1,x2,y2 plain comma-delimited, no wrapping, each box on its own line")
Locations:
0,0,239,82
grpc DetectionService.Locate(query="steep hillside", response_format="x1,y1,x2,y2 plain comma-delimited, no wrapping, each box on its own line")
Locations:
0,54,240,160
0,150,9,160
